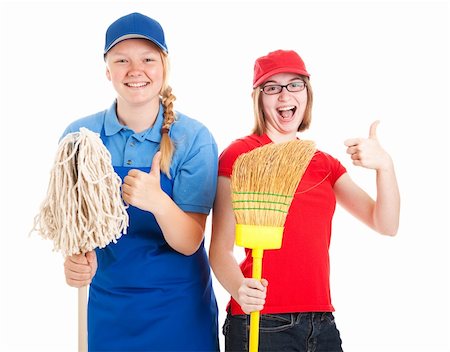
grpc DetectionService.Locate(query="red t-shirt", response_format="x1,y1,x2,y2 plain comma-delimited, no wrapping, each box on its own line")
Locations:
218,134,346,315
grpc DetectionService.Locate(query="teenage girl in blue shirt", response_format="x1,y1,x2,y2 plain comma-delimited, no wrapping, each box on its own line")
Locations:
62,12,219,351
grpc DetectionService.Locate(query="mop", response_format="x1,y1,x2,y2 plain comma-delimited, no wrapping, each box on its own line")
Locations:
231,139,316,352
31,127,129,352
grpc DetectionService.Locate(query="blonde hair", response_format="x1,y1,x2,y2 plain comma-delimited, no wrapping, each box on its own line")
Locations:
159,52,176,178
252,76,313,135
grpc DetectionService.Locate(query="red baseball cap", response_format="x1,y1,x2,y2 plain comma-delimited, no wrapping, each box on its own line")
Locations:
253,50,310,88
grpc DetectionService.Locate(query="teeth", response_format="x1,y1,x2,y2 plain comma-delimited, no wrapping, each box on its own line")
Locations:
278,106,295,111
127,82,147,87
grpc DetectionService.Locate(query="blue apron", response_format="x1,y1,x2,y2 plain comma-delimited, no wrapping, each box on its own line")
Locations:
87,131,219,351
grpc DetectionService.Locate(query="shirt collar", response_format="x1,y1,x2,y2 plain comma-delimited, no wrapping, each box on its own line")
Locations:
104,101,165,143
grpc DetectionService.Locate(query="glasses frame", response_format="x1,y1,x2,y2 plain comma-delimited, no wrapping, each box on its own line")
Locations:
260,81,306,95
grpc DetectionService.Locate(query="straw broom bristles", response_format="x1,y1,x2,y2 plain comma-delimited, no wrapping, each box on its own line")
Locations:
32,127,129,257
231,140,316,227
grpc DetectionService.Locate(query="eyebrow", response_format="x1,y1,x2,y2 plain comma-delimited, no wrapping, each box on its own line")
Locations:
264,76,303,85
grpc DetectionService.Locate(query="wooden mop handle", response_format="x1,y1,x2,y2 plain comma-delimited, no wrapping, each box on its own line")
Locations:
249,249,264,352
78,286,88,352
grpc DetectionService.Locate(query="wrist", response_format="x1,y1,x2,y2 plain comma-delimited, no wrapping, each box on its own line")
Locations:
149,191,171,216
377,154,394,172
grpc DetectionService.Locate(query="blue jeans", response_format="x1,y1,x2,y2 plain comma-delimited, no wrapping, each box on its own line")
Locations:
223,312,343,352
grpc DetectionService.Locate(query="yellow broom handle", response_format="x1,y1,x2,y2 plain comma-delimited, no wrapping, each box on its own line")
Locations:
249,249,264,352
78,286,88,352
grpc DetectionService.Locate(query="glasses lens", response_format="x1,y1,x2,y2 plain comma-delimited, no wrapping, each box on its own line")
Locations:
262,85,282,95
287,81,305,92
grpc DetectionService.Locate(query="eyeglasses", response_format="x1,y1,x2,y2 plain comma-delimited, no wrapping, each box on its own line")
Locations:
261,81,306,95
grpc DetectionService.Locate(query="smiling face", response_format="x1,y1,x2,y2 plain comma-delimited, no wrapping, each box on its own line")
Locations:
260,72,308,142
105,38,164,109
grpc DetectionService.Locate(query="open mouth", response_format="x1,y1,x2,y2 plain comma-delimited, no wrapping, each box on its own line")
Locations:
277,106,297,120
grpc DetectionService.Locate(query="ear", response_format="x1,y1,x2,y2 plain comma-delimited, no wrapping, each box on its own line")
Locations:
106,66,112,81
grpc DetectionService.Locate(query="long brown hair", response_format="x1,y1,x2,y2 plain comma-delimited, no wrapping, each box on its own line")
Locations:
252,76,313,135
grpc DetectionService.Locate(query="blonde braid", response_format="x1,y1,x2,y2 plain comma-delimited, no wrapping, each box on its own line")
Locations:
159,86,176,177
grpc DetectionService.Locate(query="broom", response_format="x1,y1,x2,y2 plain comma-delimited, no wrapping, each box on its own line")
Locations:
231,139,316,352
31,128,129,352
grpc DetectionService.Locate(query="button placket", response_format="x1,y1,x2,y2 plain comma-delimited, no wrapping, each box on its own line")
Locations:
124,136,138,166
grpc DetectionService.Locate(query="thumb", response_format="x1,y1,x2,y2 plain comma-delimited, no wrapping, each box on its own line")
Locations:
149,151,162,176
369,120,380,139
85,251,96,264
261,278,269,287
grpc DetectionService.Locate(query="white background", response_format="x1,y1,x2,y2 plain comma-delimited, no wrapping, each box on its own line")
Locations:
1,0,449,351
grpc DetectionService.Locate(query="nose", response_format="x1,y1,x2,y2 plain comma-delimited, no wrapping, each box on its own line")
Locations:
128,61,144,76
277,87,290,101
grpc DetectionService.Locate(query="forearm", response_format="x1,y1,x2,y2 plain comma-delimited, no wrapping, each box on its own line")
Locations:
209,246,245,302
373,160,400,235
152,192,205,255
210,176,247,301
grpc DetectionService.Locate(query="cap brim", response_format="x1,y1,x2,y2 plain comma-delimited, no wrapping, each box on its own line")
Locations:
104,34,168,54
253,67,310,88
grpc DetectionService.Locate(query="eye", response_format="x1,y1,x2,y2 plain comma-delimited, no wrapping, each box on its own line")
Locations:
264,85,280,93
115,59,128,63
145,58,155,62
290,81,305,88
289,81,305,90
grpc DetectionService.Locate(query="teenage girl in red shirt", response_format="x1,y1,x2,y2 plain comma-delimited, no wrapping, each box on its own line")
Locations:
209,49,400,352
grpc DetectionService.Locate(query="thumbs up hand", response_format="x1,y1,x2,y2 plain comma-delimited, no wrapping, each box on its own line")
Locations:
344,121,392,170
122,151,165,213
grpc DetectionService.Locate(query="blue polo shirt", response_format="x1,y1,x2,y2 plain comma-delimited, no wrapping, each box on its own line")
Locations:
62,101,218,214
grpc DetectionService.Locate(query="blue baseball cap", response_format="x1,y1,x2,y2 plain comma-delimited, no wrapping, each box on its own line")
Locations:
104,12,168,55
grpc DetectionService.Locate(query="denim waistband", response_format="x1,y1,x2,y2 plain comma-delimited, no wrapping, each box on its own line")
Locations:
228,309,333,322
